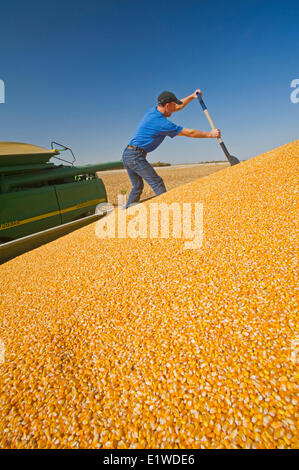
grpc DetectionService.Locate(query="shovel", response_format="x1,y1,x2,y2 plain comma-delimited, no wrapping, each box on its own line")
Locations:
196,92,240,166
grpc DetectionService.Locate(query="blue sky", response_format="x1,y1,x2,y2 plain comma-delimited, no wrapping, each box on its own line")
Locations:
0,0,298,164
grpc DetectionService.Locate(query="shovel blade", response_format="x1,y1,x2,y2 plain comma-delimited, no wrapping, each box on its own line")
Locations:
228,155,240,166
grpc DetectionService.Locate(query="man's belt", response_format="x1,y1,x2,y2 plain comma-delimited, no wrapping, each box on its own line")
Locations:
127,145,147,156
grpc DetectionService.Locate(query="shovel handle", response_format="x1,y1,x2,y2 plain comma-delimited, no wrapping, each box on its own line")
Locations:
196,92,223,144
196,92,240,165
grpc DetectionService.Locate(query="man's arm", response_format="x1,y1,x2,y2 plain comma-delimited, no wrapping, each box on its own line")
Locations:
174,88,202,112
177,128,221,138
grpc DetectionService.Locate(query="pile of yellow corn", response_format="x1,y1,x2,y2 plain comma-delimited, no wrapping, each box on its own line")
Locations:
0,140,298,449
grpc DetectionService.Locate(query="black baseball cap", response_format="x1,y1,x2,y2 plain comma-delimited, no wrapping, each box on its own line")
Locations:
158,90,183,106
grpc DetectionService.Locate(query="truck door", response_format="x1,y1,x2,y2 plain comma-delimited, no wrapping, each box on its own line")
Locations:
0,186,62,242
54,179,107,224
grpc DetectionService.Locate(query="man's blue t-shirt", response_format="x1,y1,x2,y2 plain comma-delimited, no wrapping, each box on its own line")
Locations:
129,106,183,153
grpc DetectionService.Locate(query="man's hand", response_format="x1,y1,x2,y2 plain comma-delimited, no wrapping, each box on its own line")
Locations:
192,89,202,99
209,129,221,138
174,89,203,112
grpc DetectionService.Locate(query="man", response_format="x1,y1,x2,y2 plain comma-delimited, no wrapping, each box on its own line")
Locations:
122,89,221,208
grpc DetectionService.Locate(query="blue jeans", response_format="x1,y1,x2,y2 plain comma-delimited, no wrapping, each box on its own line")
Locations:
122,146,167,208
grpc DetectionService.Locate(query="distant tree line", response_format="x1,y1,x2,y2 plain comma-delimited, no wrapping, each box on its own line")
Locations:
150,161,171,167
150,160,245,166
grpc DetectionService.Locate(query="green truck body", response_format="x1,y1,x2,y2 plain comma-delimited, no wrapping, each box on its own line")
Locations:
0,142,123,243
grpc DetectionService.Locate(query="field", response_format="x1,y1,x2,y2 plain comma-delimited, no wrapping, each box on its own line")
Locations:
0,141,298,449
97,162,229,206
